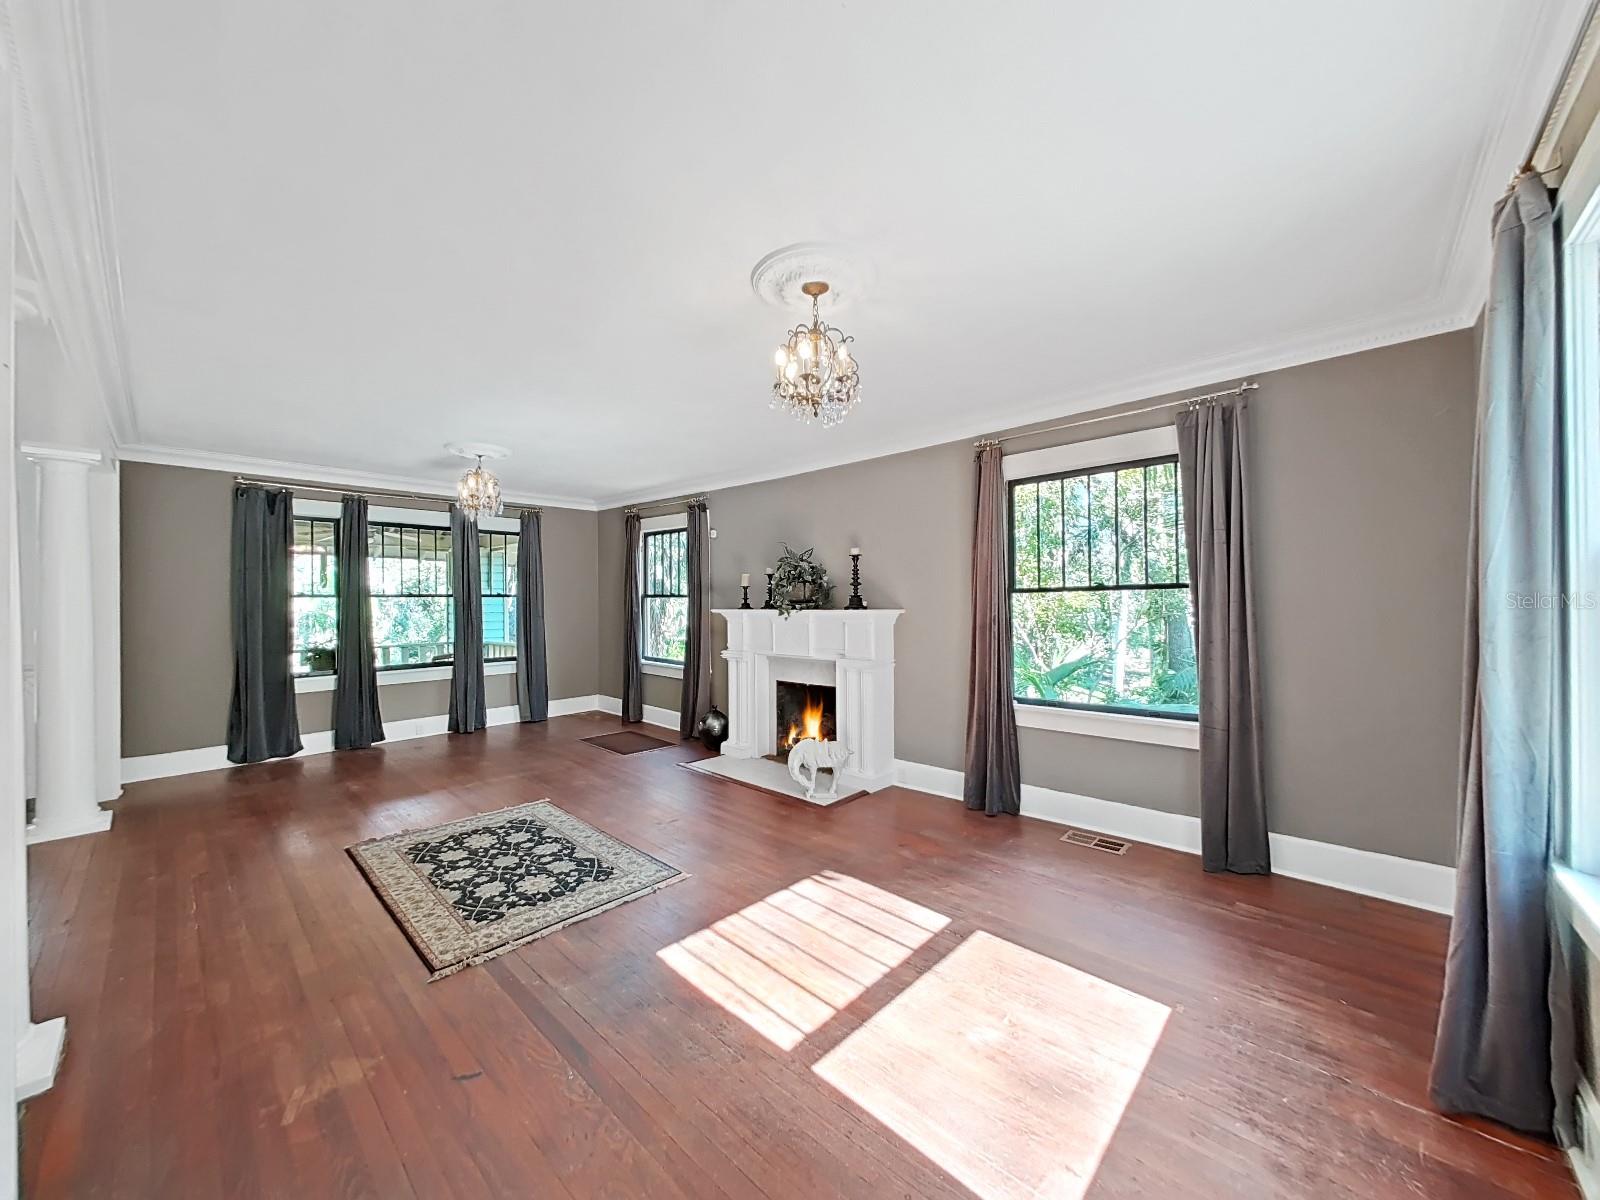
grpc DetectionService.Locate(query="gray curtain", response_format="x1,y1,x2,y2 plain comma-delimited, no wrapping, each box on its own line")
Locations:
1430,174,1566,1139
621,511,643,723
226,485,302,764
333,495,384,750
1177,399,1270,874
448,505,486,734
516,509,549,723
962,442,1020,815
680,501,712,739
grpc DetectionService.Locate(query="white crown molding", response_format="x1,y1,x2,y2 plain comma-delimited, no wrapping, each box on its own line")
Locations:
592,296,1478,509
20,441,102,465
0,0,138,445
115,441,600,511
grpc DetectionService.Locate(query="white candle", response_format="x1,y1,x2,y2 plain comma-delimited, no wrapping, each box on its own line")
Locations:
740,573,750,586
850,547,861,556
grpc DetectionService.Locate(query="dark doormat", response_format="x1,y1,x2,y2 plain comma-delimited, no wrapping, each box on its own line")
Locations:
584,730,675,755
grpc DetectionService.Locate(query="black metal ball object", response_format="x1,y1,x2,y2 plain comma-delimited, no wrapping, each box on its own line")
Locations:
698,706,730,751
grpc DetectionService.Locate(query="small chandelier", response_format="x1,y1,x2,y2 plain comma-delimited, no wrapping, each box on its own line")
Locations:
456,454,503,522
771,280,860,427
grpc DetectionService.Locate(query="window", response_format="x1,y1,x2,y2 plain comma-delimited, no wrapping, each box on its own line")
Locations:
479,530,518,662
289,513,518,676
642,527,688,664
1562,105,1600,875
291,517,339,675
367,523,454,670
1009,453,1197,719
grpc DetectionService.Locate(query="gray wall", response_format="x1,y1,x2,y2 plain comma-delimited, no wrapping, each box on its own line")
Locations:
120,462,599,756
598,329,1477,865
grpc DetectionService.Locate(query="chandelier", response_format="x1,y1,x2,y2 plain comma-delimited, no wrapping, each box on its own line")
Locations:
456,454,503,521
770,280,860,427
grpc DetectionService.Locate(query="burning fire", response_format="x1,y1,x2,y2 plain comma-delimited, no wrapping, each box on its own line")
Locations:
782,693,827,751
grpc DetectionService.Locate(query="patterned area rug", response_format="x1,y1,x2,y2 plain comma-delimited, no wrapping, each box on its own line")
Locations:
348,800,685,980
583,730,675,755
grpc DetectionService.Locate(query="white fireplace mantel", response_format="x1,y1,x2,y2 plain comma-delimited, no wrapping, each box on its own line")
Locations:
714,608,902,795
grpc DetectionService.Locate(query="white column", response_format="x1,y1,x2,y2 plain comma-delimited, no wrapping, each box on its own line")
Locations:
89,463,120,802
23,444,111,844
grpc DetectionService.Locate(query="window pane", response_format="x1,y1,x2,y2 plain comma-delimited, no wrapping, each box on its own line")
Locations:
1064,476,1089,586
1011,588,1197,715
291,520,336,596
291,596,337,675
1118,467,1146,586
1037,478,1064,589
1146,462,1177,583
644,595,688,662
370,596,453,669
1088,470,1117,586
483,595,517,660
1012,482,1039,588
643,530,688,597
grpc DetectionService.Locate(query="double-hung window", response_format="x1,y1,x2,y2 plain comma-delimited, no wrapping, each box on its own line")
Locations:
288,508,519,677
1008,431,1197,721
366,523,454,670
290,517,339,674
641,526,689,666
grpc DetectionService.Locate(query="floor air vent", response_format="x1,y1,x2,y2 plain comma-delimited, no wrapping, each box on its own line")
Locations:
1061,829,1130,855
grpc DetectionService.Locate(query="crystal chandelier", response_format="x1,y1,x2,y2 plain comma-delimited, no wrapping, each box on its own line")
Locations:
456,454,503,521
770,280,860,427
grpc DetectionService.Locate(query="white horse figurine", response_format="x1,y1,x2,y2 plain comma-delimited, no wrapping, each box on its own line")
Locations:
787,737,852,801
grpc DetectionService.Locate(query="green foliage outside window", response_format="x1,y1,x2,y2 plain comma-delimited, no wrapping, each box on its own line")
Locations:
289,517,517,674
1011,458,1198,716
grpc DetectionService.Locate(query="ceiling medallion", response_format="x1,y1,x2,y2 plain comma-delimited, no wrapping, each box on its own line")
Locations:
446,442,508,522
770,280,861,428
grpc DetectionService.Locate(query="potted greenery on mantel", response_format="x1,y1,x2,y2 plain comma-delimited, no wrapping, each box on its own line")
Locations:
770,544,834,617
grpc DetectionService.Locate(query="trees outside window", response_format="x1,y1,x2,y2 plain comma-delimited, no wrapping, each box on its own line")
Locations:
642,528,688,664
1010,457,1197,717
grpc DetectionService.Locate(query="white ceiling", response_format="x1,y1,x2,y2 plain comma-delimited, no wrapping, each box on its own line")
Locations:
96,0,1585,508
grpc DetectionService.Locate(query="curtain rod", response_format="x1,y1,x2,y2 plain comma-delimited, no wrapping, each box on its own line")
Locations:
1524,0,1599,177
623,494,708,516
232,475,543,514
979,381,1258,447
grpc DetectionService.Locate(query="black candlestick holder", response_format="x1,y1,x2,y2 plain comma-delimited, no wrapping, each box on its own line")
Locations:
846,552,867,609
739,582,752,609
763,570,776,609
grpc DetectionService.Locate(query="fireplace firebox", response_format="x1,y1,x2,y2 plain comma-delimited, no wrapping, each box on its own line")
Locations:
774,681,837,759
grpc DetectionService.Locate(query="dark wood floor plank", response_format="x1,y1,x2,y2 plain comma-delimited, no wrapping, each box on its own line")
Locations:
20,713,1574,1199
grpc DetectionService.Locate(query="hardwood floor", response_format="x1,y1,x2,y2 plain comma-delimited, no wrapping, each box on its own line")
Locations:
21,712,1573,1199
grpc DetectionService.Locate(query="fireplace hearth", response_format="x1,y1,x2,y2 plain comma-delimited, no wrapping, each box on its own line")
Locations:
774,681,836,759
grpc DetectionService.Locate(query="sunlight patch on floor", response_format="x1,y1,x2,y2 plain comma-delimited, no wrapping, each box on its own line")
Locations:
813,930,1169,1200
656,871,950,1050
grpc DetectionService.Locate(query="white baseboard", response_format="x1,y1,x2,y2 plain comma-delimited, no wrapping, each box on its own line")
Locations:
120,695,611,784
16,1017,66,1102
893,759,1456,914
1571,1078,1600,1200
595,694,681,733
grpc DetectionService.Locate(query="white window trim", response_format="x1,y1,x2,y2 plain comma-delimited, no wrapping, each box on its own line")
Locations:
1001,425,1178,480
1562,101,1600,890
293,497,518,533
295,659,516,693
639,512,689,673
1014,701,1199,749
1006,424,1196,746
